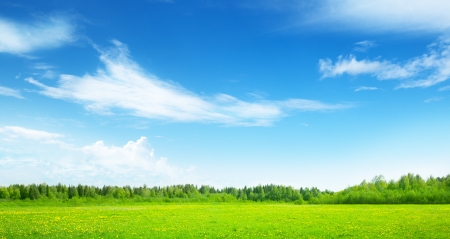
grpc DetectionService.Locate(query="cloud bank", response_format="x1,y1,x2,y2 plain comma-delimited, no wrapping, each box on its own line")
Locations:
28,40,350,126
0,16,75,55
0,126,190,185
319,35,450,89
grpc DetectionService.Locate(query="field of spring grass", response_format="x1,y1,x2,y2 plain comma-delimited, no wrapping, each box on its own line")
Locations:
1,203,449,238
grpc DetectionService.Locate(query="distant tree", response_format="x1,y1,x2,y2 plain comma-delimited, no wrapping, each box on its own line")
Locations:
0,187,10,199
3,173,450,204
77,184,84,197
68,186,79,199
13,188,21,199
114,188,126,199
291,190,302,201
47,186,56,199
28,184,40,200
199,185,210,195
372,175,388,191
19,184,29,200
38,183,47,197
8,186,20,200
399,174,411,190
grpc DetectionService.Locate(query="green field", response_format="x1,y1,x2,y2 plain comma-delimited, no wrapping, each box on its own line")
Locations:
1,203,449,238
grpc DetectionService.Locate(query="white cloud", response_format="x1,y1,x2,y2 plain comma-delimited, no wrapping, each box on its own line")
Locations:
439,85,450,91
355,86,378,92
0,16,75,55
0,85,24,99
0,125,66,147
305,0,450,33
319,56,414,80
280,98,349,111
33,63,55,70
31,63,57,79
320,35,450,89
28,40,350,126
353,40,376,52
80,137,184,178
424,97,443,103
0,126,62,141
0,126,192,185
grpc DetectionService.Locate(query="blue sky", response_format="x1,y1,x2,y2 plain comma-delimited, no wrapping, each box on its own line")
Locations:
1,0,450,191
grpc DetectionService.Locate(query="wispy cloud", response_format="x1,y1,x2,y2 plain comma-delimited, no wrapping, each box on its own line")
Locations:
0,125,64,144
424,97,443,103
32,62,57,79
0,85,24,99
30,116,85,128
354,86,378,92
0,126,191,185
304,0,450,33
353,40,376,52
0,15,75,55
0,126,62,140
28,40,350,126
438,85,450,91
319,56,411,79
33,63,55,70
319,35,450,89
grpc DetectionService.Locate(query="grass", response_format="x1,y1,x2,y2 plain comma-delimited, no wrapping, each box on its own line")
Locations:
1,203,449,238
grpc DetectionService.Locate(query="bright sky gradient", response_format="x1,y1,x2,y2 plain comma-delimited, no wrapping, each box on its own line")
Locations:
1,0,449,191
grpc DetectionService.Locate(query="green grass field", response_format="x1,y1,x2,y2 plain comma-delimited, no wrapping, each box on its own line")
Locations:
1,203,449,238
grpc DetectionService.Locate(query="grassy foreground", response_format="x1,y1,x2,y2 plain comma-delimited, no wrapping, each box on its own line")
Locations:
1,203,449,238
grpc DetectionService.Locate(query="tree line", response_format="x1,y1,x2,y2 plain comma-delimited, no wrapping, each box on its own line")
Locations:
0,173,449,204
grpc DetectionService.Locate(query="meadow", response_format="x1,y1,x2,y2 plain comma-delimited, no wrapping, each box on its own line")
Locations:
1,203,449,238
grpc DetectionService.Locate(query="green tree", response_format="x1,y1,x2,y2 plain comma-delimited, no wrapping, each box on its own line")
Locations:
372,175,388,191
19,185,29,200
399,175,411,190
28,184,40,200
0,187,10,199
114,188,126,199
